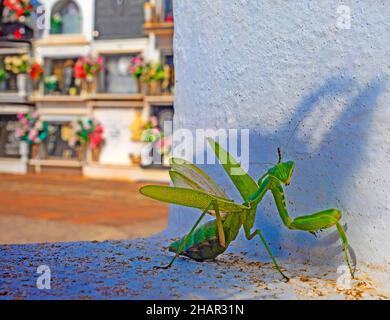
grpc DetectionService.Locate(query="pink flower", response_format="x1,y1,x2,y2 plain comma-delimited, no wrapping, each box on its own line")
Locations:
17,112,25,121
28,129,38,141
97,56,104,66
21,118,29,127
17,127,24,137
32,111,39,119
35,121,43,131
132,56,142,66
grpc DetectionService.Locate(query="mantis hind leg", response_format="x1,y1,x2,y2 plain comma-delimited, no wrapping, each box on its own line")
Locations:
155,200,224,270
245,228,289,281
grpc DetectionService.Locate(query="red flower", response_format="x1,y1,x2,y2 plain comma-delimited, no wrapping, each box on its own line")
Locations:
73,59,87,79
13,28,23,39
29,63,44,81
4,0,33,19
74,56,102,79
89,124,104,150
16,8,25,18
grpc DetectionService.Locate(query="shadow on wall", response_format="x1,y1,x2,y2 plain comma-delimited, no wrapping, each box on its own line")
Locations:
234,74,389,267
164,73,388,270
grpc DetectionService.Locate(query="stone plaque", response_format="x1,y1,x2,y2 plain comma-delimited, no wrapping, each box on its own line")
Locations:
0,115,21,158
94,0,145,39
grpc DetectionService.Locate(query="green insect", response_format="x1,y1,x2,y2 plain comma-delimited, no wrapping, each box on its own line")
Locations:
140,138,355,281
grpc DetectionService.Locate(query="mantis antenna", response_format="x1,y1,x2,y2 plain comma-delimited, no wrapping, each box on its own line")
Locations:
281,116,306,160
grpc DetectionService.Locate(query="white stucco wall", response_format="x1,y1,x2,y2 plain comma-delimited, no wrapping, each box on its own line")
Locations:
171,0,390,270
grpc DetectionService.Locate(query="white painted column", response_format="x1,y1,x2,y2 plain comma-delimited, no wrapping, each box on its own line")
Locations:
169,0,390,270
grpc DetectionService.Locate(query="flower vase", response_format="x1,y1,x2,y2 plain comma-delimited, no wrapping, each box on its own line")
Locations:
31,144,40,159
149,80,161,95
130,153,141,166
33,80,42,96
91,147,101,162
136,78,142,94
77,144,87,161
17,74,27,97
80,79,88,96
87,77,96,95
142,82,150,95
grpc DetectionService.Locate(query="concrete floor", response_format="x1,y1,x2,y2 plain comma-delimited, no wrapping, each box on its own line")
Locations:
1,237,389,300
0,174,389,300
0,174,168,244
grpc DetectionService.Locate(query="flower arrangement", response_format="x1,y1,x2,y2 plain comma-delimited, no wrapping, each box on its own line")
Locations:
165,12,174,23
69,118,104,150
139,62,171,95
141,116,161,143
129,55,145,79
44,75,58,93
4,0,33,20
141,116,172,160
89,123,104,151
4,55,29,74
141,63,166,83
0,69,6,84
156,134,172,157
74,56,104,81
70,118,93,145
16,112,49,145
73,59,87,80
29,62,44,81
13,27,26,40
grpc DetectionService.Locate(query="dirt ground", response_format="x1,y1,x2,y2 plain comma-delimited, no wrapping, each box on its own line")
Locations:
0,173,168,244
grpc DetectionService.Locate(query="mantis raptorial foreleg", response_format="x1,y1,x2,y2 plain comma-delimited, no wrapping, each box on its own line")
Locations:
271,183,355,277
242,181,289,280
155,200,225,270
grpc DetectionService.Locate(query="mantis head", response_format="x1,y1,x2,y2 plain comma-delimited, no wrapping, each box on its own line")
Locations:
268,161,295,186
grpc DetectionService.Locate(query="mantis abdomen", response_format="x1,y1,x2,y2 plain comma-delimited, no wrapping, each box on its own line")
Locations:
169,220,227,261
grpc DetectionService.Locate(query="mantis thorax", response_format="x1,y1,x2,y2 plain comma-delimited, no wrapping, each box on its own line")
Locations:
267,161,295,186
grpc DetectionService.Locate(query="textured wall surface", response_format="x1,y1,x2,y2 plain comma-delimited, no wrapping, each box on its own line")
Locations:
171,0,390,269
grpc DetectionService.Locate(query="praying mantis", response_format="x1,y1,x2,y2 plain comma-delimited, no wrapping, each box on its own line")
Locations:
140,138,355,281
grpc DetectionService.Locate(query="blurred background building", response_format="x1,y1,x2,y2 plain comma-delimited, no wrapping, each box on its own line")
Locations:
0,0,174,182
